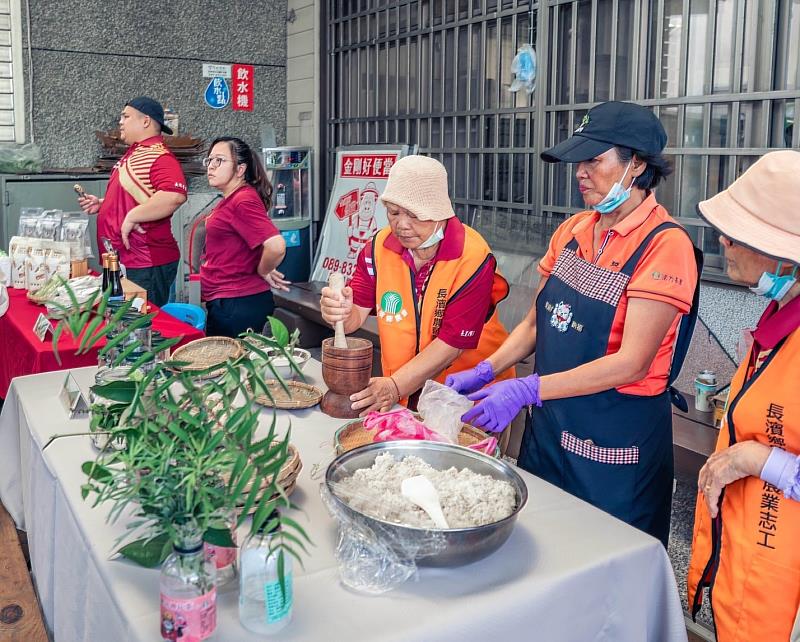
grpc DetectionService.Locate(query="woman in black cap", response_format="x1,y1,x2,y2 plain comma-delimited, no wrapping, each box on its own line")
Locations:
447,101,701,547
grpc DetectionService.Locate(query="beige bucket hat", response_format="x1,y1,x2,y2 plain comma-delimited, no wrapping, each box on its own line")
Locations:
697,150,800,264
379,155,456,222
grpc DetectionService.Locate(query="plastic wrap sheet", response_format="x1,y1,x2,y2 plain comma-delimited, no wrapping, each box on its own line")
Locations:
320,482,446,594
417,380,472,443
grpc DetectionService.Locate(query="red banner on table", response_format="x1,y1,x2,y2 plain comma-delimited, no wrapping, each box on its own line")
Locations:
232,64,254,112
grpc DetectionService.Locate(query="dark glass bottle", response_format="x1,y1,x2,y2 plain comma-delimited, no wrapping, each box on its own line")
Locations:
108,254,124,301
101,253,110,292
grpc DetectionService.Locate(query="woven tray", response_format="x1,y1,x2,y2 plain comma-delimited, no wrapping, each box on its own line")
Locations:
335,417,499,457
171,337,244,376
223,443,302,514
253,380,323,410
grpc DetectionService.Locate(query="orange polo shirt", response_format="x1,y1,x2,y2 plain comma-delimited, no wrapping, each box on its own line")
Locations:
538,193,698,395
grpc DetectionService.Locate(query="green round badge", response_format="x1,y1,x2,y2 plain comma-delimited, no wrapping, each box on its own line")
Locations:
380,291,403,315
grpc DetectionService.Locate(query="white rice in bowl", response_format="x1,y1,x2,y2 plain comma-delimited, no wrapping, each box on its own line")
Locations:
334,452,516,529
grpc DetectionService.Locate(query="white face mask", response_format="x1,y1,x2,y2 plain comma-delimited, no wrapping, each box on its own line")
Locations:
417,222,444,249
749,262,798,301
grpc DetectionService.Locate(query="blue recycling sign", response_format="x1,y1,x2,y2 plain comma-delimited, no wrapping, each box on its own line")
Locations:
281,230,301,248
204,77,230,109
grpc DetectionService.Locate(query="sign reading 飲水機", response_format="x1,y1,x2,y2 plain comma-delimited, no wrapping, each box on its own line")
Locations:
202,63,254,110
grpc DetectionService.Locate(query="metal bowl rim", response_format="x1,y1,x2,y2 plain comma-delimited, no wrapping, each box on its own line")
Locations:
325,439,529,534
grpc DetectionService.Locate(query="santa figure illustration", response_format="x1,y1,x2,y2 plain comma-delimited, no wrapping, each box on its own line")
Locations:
346,182,379,259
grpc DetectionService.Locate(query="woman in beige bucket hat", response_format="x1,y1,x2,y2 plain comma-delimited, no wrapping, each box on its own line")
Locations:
687,150,800,642
319,155,515,414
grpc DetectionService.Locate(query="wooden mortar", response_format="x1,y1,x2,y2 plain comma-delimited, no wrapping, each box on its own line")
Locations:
320,336,373,419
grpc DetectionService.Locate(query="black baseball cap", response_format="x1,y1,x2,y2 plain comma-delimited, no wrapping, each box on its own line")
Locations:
125,96,173,135
541,101,667,163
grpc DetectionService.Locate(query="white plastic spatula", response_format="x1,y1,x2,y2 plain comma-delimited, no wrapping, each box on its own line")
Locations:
401,475,450,529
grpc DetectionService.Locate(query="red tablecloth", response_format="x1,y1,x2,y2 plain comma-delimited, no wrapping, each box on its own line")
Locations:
0,287,204,397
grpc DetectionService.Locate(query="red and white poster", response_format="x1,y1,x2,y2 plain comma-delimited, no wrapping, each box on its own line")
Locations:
232,64,254,112
311,146,412,282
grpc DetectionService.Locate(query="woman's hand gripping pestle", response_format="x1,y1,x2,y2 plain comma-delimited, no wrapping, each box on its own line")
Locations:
328,272,349,349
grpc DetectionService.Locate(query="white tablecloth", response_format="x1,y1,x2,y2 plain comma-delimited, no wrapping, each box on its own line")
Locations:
0,362,688,642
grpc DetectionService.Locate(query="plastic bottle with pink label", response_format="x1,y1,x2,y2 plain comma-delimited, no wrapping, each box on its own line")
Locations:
160,524,217,642
204,510,238,589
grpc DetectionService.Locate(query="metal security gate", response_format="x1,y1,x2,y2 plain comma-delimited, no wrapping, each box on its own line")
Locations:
325,0,800,280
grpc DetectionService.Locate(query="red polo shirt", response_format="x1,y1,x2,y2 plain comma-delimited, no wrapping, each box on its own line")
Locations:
349,218,497,350
98,135,187,269
200,185,281,302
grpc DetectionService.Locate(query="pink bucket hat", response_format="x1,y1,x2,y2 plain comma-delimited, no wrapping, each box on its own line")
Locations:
697,150,800,264
379,155,456,222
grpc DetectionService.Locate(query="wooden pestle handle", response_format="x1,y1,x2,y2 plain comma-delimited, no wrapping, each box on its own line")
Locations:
328,272,348,349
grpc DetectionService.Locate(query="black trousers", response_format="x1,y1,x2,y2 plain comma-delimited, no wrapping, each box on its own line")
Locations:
205,290,275,338
125,260,179,308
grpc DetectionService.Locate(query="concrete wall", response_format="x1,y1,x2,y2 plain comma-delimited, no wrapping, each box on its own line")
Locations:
286,0,321,219
22,0,288,169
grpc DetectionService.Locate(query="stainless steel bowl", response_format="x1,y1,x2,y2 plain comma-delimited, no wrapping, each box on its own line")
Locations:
325,440,528,567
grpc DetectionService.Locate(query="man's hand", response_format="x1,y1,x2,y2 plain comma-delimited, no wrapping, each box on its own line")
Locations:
120,215,146,250
264,269,291,292
698,440,771,518
320,285,353,326
78,194,102,215
350,376,400,416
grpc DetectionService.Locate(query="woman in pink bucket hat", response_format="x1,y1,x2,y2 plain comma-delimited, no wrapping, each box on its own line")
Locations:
687,150,800,642
319,154,515,415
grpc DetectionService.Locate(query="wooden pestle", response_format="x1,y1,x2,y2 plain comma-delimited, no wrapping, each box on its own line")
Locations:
328,272,348,349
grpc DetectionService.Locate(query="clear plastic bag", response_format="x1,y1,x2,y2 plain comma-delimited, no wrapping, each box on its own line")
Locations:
0,143,43,174
320,482,446,594
60,213,92,259
417,380,472,444
509,44,537,94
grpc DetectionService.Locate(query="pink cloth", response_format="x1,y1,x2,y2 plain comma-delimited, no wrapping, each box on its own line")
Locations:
363,408,498,455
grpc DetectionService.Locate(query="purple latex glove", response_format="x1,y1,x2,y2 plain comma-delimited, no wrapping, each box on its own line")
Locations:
461,375,542,433
444,360,496,395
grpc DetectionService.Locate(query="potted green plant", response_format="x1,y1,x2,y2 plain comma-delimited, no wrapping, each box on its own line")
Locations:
247,320,310,381
50,286,310,635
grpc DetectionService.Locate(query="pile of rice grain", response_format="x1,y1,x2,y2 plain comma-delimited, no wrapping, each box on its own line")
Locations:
334,453,516,529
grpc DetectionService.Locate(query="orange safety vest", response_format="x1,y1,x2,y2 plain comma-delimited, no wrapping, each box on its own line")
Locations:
371,225,515,395
687,328,800,641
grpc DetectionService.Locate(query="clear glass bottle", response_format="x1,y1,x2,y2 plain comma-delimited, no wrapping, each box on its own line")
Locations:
239,510,293,635
204,510,238,589
160,523,217,641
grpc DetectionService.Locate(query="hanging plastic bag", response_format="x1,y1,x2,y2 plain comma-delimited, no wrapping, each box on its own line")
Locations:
509,44,537,94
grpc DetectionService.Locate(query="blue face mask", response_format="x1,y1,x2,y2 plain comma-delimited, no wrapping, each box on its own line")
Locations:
749,262,798,301
417,222,444,249
592,161,635,215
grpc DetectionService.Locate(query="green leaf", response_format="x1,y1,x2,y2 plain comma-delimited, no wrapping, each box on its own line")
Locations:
118,533,172,568
251,497,277,534
203,526,235,548
50,322,65,366
268,317,290,348
81,461,112,482
90,379,138,403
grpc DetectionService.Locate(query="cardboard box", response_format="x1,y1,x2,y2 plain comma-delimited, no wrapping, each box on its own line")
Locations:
70,258,89,278
121,277,148,311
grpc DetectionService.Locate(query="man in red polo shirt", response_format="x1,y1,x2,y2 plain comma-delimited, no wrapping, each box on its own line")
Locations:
79,96,187,306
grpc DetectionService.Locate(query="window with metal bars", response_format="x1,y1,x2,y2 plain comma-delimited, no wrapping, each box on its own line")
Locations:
325,0,800,282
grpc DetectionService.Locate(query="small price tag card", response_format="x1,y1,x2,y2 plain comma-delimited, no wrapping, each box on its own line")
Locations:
58,371,90,419
33,312,52,342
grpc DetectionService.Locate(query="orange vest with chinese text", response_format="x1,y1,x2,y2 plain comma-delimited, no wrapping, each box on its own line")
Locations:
372,225,514,395
687,328,800,642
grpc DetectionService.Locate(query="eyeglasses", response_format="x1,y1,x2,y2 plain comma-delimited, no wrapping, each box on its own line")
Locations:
203,156,234,169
